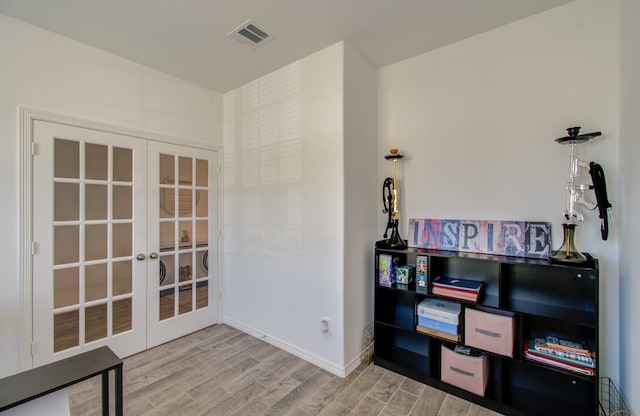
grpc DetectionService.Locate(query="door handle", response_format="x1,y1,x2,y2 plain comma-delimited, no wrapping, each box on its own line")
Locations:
136,253,146,261
149,252,159,260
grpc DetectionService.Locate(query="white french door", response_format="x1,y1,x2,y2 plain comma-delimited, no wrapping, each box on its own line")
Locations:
31,120,218,366
147,141,218,348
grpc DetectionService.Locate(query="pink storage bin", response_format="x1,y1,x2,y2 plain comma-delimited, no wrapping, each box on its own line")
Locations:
464,307,515,357
441,345,489,396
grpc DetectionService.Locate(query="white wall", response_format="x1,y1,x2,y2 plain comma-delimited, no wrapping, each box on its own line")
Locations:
343,43,377,370
619,0,639,411
223,43,347,374
0,14,222,377
378,0,621,381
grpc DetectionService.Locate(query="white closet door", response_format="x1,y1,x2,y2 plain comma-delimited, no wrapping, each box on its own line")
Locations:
146,141,219,348
32,121,147,366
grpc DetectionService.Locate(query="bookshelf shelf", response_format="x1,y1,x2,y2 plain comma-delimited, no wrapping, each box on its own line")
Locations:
374,240,599,416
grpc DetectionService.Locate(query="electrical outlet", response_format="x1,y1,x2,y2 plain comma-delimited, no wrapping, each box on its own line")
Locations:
321,318,331,334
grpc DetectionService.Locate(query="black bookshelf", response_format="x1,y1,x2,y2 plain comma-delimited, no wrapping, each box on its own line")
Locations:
373,241,599,416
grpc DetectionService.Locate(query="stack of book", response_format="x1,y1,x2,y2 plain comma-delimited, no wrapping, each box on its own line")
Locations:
431,276,483,302
416,298,461,342
524,337,595,377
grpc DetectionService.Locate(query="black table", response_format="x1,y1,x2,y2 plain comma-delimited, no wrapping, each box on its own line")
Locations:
0,346,123,415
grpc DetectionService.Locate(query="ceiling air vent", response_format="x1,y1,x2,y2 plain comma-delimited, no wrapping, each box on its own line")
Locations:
227,20,272,48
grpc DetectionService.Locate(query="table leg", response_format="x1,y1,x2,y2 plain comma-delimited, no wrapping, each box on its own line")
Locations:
101,372,109,415
115,364,123,416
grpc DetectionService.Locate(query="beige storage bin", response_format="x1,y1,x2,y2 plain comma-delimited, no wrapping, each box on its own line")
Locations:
464,307,515,357
441,345,489,396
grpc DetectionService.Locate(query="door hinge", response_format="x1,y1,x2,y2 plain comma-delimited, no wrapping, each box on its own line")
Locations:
219,166,222,175
31,341,38,356
31,142,38,156
218,229,222,239
31,242,38,255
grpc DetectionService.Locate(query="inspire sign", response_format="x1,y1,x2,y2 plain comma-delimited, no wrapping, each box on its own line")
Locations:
408,219,552,258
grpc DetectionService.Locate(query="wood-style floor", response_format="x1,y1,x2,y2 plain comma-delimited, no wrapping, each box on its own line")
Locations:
69,324,502,416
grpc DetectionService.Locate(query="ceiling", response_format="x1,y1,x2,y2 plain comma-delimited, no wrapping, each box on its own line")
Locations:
0,0,572,93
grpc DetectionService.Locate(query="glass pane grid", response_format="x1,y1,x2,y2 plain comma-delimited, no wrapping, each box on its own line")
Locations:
157,154,212,321
53,140,131,352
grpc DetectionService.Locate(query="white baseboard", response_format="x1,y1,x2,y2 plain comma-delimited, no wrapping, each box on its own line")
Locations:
344,352,363,375
223,316,350,377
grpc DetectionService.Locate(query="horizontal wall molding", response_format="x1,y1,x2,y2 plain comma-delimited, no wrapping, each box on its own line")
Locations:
20,107,222,152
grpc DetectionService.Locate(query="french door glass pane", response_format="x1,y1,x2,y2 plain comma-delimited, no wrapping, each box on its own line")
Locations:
196,191,208,218
179,157,192,183
113,223,132,258
159,289,175,321
85,303,107,343
85,224,107,261
196,220,208,245
196,250,207,279
159,254,174,286
54,225,79,265
160,222,175,251
113,185,132,219
160,154,174,184
195,159,208,187
179,286,192,315
196,281,208,310
179,252,193,282
160,188,174,219
54,310,79,352
85,263,108,302
54,183,79,221
113,298,132,334
54,139,79,179
85,184,107,220
85,143,108,180
179,221,192,248
54,267,79,309
179,189,192,217
113,147,132,182
113,260,132,296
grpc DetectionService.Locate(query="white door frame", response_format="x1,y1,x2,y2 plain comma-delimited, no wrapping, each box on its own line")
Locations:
19,107,224,371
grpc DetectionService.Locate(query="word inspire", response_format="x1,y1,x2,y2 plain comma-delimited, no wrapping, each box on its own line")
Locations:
408,219,551,258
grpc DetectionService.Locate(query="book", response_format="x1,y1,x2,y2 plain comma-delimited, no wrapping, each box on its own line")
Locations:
378,254,397,287
543,336,591,355
417,316,459,336
532,338,594,365
416,298,461,325
524,350,595,377
416,256,429,292
416,326,461,342
432,286,480,302
432,276,483,292
528,339,595,368
433,285,481,296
